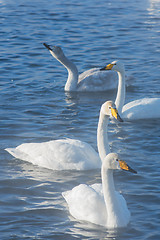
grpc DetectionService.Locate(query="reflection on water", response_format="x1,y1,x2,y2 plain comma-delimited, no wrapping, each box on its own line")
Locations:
149,0,160,11
68,219,123,240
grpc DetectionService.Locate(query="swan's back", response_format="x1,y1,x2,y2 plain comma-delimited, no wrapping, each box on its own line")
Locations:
77,68,118,92
5,138,101,171
122,97,160,120
62,183,107,226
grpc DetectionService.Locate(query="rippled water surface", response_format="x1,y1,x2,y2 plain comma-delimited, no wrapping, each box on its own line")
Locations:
1,0,160,239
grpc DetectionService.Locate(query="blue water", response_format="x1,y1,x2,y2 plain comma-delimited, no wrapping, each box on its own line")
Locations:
1,0,160,239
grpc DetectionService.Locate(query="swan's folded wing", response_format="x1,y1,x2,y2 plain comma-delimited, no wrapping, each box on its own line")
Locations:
122,98,160,120
5,139,100,171
62,183,107,226
78,68,117,92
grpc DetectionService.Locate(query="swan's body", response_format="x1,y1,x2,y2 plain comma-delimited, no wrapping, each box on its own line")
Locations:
101,61,160,120
43,43,117,92
5,139,100,171
62,153,137,228
122,97,160,120
5,101,122,170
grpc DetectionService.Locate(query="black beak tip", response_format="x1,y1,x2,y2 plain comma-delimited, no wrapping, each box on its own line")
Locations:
117,114,123,122
119,118,123,122
100,66,106,71
130,167,137,174
43,43,52,50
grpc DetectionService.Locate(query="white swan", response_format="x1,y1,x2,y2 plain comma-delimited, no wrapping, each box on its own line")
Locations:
101,60,160,120
5,101,122,171
62,152,137,228
43,43,117,92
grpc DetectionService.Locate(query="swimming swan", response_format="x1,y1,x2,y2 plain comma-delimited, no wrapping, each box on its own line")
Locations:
62,152,137,228
101,61,160,120
43,43,117,92
5,101,122,171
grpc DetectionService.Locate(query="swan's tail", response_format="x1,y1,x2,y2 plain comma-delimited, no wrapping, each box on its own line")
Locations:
5,148,29,161
5,148,17,157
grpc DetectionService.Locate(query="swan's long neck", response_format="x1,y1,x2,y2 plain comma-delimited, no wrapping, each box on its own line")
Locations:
101,167,119,228
115,70,125,114
97,112,110,162
50,51,79,91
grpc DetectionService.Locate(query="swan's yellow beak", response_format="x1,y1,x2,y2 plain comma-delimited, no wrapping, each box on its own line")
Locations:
100,63,114,71
111,108,123,122
119,160,137,174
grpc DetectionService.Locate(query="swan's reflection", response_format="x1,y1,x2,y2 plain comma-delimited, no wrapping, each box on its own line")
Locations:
68,217,123,240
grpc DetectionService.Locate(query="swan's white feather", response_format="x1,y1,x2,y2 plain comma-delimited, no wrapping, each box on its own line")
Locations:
62,181,130,227
122,97,160,120
62,183,107,226
5,138,100,170
78,68,118,92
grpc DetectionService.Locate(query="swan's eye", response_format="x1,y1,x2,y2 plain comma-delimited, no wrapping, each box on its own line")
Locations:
116,159,119,162
109,106,111,109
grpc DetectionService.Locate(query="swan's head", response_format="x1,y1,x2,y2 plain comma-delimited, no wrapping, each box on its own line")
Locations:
103,153,137,173
101,101,123,122
43,43,64,59
100,60,125,73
